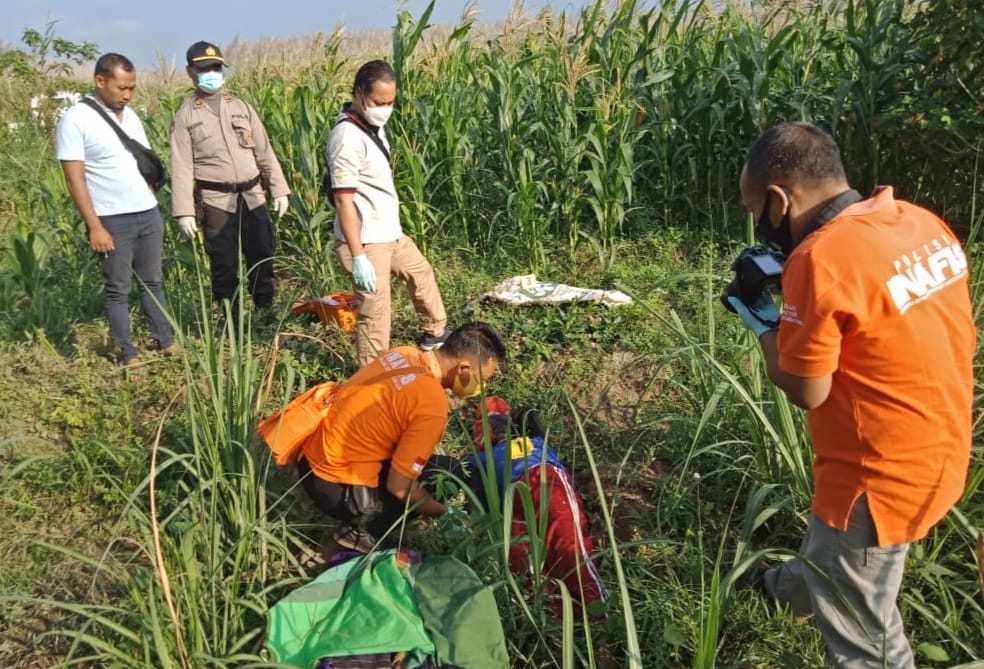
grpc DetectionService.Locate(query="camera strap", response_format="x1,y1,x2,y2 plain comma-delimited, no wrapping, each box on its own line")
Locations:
800,189,863,242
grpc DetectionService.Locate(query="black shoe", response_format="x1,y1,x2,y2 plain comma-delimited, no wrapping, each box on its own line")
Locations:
332,525,378,554
737,559,771,596
252,305,278,328
418,327,452,351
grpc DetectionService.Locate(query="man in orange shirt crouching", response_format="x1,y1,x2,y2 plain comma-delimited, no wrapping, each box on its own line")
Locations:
297,322,506,554
727,123,975,668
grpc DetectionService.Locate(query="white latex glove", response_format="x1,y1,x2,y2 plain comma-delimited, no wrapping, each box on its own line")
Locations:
273,195,289,217
177,216,198,238
351,253,377,293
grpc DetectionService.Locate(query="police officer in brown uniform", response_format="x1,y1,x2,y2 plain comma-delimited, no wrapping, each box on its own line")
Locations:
170,41,290,311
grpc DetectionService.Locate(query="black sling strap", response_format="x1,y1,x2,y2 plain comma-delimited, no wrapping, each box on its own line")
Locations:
81,97,166,191
800,189,864,242
336,109,390,164
81,97,137,146
321,108,391,203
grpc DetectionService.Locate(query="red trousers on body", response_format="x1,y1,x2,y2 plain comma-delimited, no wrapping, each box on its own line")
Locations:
508,465,608,620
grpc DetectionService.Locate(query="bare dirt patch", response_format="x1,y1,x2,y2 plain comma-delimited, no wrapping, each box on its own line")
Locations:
575,350,668,431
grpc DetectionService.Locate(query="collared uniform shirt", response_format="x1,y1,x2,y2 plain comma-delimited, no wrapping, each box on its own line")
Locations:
170,90,290,217
777,187,975,546
55,95,158,217
326,112,402,244
301,347,447,486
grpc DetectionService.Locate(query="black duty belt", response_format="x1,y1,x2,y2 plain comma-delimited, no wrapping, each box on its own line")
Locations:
196,174,261,193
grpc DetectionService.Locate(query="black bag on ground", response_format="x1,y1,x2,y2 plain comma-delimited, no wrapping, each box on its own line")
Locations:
82,97,167,191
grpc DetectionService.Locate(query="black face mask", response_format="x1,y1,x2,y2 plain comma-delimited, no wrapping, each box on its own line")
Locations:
755,192,794,256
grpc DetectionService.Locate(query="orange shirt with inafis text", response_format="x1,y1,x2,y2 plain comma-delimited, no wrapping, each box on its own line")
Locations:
777,187,975,547
302,347,448,487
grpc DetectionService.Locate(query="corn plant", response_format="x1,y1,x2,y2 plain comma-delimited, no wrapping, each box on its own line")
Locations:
828,0,913,190
394,20,489,250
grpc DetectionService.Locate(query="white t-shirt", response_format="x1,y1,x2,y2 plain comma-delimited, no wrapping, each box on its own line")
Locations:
55,95,158,216
326,115,402,244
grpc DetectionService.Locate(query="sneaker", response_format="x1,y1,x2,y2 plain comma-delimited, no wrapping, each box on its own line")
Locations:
332,525,377,554
418,327,452,351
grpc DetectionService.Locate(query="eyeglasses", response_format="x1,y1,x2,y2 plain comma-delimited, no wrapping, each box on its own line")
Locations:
194,63,223,73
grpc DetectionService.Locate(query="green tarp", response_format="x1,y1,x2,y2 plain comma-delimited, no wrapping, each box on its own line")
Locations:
266,550,508,669
267,551,432,668
407,555,510,669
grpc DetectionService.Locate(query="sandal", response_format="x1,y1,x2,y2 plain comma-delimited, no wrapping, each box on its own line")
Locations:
122,357,148,381
160,343,181,356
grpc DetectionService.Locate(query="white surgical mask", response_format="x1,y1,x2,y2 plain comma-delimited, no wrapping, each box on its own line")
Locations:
363,104,393,127
197,71,225,94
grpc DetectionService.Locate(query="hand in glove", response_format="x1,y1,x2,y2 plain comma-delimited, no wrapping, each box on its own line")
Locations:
727,294,780,339
351,253,377,293
177,216,198,238
439,506,470,540
273,195,289,217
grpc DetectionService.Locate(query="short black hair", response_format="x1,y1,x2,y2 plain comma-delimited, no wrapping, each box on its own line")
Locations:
744,122,846,189
353,59,396,96
95,53,135,78
441,322,507,368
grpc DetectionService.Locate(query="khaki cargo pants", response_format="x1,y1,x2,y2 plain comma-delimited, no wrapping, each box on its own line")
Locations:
334,235,447,367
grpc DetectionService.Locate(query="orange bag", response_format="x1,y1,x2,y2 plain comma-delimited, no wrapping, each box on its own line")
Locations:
291,294,358,332
256,381,341,465
257,365,427,466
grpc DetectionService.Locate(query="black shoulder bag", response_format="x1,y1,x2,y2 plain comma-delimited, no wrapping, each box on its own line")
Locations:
82,97,167,191
321,111,391,207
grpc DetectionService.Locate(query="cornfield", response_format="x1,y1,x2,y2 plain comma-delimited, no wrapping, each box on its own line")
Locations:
0,0,981,667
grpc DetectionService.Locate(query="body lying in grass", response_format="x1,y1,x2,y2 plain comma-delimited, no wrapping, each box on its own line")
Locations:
463,396,609,622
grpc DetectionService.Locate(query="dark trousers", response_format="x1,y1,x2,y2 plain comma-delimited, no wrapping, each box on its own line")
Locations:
201,197,276,308
298,455,460,541
98,207,174,361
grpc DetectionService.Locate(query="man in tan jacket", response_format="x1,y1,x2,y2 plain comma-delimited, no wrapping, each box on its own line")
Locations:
170,40,290,312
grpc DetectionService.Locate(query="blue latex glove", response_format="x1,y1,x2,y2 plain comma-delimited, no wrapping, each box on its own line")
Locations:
727,295,780,338
351,253,377,293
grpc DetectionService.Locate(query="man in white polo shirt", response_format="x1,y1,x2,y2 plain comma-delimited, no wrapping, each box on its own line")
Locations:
56,52,176,373
326,59,450,367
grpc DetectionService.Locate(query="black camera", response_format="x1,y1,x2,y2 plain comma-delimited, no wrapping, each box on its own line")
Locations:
721,245,785,312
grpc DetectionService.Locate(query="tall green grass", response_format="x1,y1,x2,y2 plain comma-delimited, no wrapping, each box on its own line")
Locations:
0,0,981,666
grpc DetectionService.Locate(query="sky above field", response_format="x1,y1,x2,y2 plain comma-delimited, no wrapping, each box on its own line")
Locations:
3,0,591,68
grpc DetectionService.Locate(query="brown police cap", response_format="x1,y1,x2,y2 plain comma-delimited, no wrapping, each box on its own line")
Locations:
186,41,226,67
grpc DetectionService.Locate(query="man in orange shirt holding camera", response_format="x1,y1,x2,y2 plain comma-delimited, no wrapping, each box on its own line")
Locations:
727,122,974,668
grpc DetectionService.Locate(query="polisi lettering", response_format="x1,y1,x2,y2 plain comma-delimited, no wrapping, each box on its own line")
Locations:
886,242,967,313
892,235,948,272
